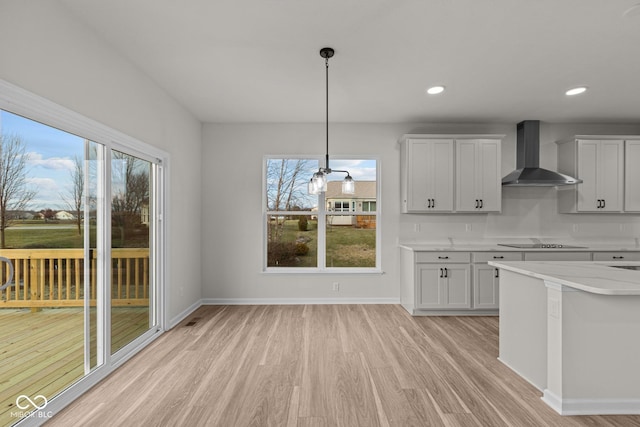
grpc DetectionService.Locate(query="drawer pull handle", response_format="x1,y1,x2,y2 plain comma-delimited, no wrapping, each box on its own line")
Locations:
439,268,443,278
613,256,624,260
495,268,499,278
443,267,448,278
493,256,504,259
438,256,449,259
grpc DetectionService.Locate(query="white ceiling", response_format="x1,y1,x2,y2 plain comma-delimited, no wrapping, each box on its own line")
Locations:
60,0,640,124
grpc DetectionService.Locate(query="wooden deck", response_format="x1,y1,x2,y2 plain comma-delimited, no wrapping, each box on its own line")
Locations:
0,307,149,426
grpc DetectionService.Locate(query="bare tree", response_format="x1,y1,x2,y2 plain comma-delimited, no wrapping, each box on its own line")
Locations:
61,155,84,235
266,159,311,211
266,159,311,242
0,134,36,248
111,152,150,245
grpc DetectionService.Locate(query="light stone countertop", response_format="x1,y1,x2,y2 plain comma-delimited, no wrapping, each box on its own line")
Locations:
399,242,640,252
488,261,640,295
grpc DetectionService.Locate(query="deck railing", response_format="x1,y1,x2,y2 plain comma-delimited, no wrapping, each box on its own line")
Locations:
0,248,149,309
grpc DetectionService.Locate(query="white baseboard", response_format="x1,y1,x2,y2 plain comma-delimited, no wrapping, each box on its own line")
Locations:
168,299,203,329
543,389,640,415
201,297,400,306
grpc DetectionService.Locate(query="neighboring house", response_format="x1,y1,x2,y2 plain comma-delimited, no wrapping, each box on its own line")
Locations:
325,181,376,228
55,210,76,220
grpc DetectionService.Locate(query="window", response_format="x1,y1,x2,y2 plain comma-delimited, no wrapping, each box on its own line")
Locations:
362,201,376,212
264,157,379,272
331,201,352,212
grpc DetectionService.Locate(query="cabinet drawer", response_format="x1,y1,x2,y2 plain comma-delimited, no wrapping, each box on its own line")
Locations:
416,252,470,263
472,252,523,263
524,252,591,261
592,252,640,261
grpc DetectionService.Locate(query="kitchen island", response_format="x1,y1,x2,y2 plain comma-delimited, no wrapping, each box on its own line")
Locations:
489,260,640,415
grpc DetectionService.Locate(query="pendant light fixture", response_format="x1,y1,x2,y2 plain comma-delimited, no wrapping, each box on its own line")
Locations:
308,47,355,195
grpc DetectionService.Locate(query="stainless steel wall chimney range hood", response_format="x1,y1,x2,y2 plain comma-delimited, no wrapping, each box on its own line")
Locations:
501,120,582,186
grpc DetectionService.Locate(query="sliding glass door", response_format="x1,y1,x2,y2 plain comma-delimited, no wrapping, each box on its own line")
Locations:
0,100,164,426
110,150,157,355
0,111,100,425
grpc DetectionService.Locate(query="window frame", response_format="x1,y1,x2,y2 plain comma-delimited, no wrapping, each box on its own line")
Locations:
263,155,381,274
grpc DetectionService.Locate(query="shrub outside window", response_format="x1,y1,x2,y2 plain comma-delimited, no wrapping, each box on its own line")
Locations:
264,157,379,272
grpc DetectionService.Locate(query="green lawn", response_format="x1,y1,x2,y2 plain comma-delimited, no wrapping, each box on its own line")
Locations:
268,218,376,268
2,222,148,249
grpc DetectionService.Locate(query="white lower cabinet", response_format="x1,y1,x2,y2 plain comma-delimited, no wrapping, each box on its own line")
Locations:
592,252,640,261
417,264,471,309
472,252,523,310
401,248,640,315
473,264,500,310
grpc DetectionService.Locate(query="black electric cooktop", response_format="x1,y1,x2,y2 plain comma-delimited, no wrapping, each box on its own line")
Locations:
498,243,587,249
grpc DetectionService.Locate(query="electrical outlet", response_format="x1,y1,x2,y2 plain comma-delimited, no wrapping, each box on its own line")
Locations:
332,282,340,291
572,224,579,233
465,223,472,232
414,223,421,232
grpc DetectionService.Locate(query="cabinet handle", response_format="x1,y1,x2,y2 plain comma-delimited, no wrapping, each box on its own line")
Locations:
438,256,449,259
596,199,600,208
479,199,484,209
444,267,448,278
495,268,499,278
613,256,624,260
475,199,479,208
602,199,606,208
432,199,435,208
493,256,504,259
439,268,443,278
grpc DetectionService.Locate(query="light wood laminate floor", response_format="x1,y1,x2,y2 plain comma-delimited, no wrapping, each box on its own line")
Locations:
47,305,640,426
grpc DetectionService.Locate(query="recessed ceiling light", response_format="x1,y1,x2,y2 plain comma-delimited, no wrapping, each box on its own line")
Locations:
426,86,445,95
565,86,587,96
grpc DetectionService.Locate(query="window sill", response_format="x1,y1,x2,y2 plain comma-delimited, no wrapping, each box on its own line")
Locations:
262,268,384,275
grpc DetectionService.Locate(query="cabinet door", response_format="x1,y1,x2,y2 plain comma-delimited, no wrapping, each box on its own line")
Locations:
405,139,453,212
443,264,471,308
598,140,623,212
406,140,432,212
431,140,455,212
625,140,640,212
577,140,599,212
417,265,443,308
474,264,499,309
456,140,478,211
456,139,501,212
477,140,501,211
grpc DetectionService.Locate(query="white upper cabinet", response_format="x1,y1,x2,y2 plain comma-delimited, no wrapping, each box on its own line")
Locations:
400,138,454,213
400,135,503,214
455,139,501,212
557,137,624,213
625,140,640,212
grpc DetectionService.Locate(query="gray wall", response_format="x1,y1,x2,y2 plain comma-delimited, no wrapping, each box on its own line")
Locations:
0,1,203,324
202,122,640,302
